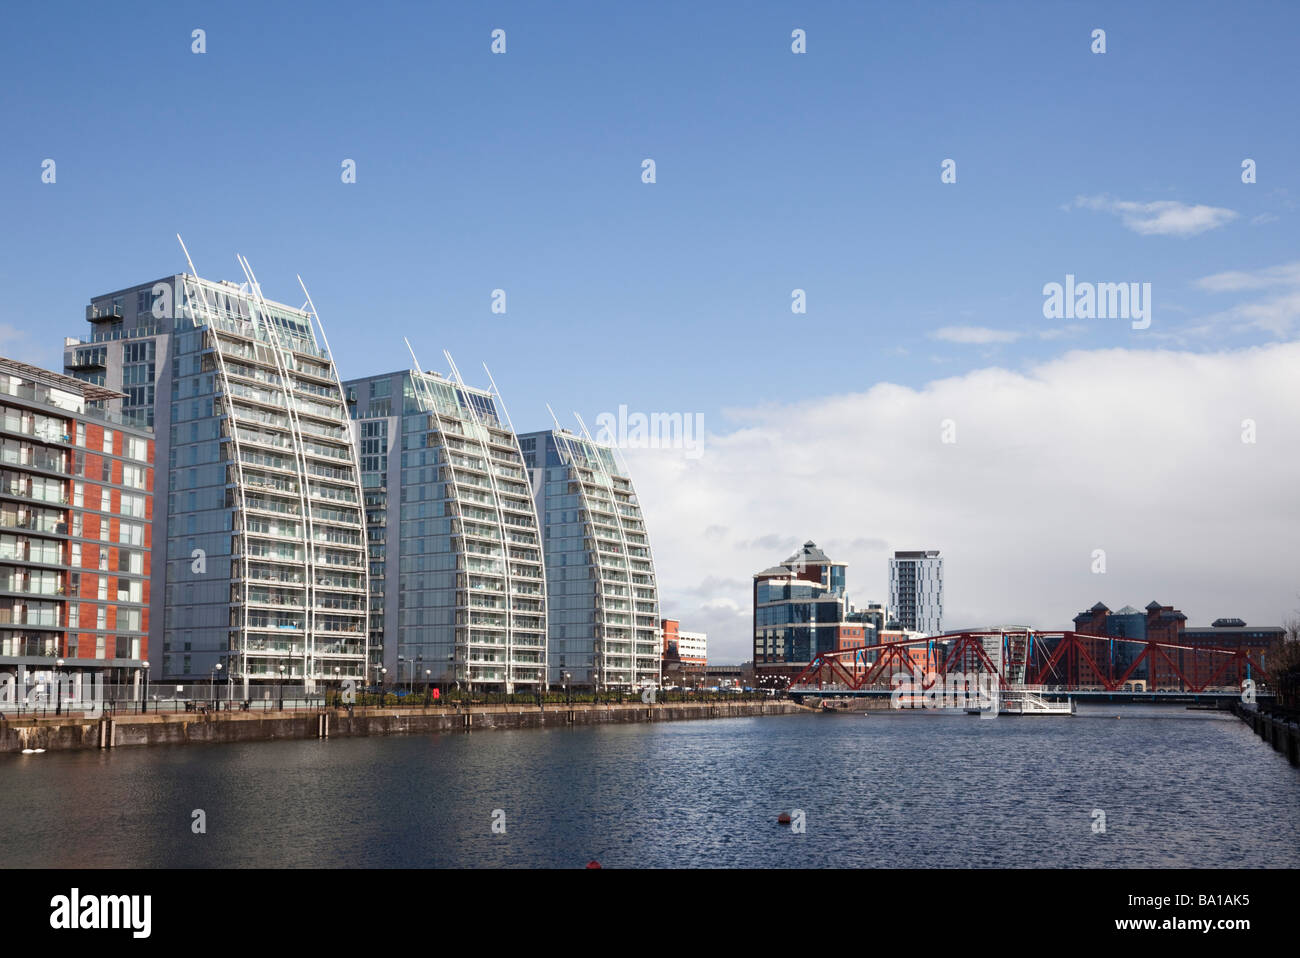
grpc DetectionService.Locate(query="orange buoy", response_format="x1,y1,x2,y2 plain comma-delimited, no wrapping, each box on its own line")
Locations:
585,860,602,869
777,812,792,825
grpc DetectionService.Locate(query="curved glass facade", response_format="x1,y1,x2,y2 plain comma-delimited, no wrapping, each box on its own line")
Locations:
521,429,659,691
347,366,547,693
166,274,368,689
400,370,547,692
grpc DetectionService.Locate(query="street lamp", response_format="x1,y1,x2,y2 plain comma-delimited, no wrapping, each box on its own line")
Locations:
334,666,341,707
55,657,65,716
213,662,223,709
278,664,286,711
425,669,431,706
563,671,571,707
380,666,387,704
141,661,149,713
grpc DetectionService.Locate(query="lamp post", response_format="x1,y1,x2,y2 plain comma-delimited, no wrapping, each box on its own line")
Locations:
380,666,387,704
55,658,65,716
563,671,571,708
334,666,341,707
278,664,286,711
425,669,431,706
141,661,149,713
213,662,223,709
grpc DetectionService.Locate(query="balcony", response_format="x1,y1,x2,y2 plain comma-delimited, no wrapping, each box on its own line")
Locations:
0,513,67,536
0,606,63,628
86,303,123,322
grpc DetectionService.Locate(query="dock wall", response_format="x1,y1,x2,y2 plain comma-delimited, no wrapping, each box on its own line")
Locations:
0,700,807,754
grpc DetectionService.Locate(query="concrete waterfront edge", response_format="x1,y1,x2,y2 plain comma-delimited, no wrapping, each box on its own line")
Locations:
0,700,810,753
1231,701,1300,766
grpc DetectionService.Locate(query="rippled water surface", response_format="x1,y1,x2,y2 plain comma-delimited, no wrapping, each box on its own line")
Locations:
1,705,1296,867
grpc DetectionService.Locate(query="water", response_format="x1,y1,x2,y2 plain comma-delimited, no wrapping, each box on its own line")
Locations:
1,705,1296,868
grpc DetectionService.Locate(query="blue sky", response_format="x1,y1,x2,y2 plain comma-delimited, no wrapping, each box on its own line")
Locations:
3,2,1298,657
3,0,1295,423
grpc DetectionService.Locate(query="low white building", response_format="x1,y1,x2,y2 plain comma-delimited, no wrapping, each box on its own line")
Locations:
677,629,707,665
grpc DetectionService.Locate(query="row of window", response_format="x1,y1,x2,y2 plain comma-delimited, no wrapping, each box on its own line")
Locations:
123,340,155,363
0,632,139,660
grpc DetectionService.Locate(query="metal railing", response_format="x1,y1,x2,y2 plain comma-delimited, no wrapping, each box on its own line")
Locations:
0,681,782,718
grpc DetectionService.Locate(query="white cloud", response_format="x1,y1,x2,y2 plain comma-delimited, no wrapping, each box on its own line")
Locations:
930,325,1021,344
1191,261,1300,336
1215,292,1300,337
1037,324,1088,341
1069,195,1238,237
929,325,1087,346
629,343,1300,663
1196,261,1300,292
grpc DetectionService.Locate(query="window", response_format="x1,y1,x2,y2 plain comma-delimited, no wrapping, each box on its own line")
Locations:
103,430,114,454
124,385,154,408
76,422,86,447
122,364,153,386
127,436,148,462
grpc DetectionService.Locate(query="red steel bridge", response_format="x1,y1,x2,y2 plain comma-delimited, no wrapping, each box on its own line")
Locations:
786,626,1272,700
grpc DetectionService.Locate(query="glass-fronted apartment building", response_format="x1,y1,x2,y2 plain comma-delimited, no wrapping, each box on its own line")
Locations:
752,540,884,682
519,428,660,691
63,268,367,692
345,365,547,693
888,549,943,636
1,357,153,695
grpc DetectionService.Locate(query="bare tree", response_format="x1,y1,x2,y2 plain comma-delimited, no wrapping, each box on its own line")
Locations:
1272,616,1300,673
